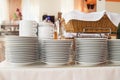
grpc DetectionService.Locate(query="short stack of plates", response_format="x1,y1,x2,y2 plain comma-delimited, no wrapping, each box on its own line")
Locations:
40,39,73,65
108,39,120,65
75,38,108,66
5,36,39,65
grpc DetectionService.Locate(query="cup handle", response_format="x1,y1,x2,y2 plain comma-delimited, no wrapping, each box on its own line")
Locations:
33,21,38,27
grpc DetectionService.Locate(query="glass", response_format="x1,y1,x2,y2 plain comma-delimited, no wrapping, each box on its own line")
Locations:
53,24,58,39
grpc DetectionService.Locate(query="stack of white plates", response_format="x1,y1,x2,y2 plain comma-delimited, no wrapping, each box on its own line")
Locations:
5,36,39,65
108,39,120,65
40,39,72,65
75,38,108,66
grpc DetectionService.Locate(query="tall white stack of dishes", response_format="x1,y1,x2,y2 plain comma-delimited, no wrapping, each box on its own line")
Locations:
5,36,39,65
75,38,108,66
40,39,72,65
38,22,54,62
17,20,39,65
108,39,120,65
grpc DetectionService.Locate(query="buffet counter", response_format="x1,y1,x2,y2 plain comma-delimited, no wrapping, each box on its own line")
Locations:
0,62,120,80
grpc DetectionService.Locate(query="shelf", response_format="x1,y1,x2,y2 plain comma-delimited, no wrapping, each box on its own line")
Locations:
0,24,19,36
1,24,19,27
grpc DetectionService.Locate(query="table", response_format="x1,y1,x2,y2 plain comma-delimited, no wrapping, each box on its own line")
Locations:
0,62,120,80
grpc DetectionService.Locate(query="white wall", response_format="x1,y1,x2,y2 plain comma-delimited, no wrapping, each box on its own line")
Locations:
61,0,74,15
22,0,120,22
96,0,120,13
22,0,61,21
39,0,75,20
106,2,120,13
39,0,61,21
96,0,105,12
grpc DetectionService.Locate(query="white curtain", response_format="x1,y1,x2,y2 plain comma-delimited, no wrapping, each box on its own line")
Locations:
22,0,40,22
61,0,74,15
0,0,9,24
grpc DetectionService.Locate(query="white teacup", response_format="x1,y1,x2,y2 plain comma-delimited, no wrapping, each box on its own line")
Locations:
38,24,54,39
19,20,38,37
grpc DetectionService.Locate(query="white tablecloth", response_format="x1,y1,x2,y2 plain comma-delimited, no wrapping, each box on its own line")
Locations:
0,62,120,80
63,10,120,26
